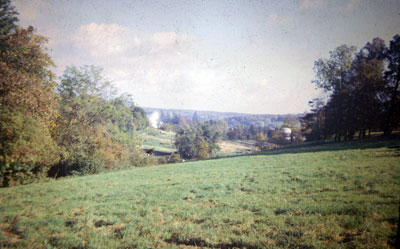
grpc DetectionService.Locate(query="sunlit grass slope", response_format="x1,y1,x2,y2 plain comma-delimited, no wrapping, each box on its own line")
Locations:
1,139,399,248
142,128,176,153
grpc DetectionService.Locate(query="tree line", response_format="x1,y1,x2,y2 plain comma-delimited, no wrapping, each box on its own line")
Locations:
0,1,149,187
302,36,400,141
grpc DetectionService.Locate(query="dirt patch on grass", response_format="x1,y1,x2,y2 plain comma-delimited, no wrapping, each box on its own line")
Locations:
0,217,23,246
165,233,260,249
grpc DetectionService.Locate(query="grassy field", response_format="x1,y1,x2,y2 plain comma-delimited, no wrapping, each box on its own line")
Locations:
142,128,176,154
217,140,256,157
0,138,399,248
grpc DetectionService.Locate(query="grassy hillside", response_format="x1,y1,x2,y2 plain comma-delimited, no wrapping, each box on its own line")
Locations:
217,140,256,157
142,128,176,154
0,139,399,248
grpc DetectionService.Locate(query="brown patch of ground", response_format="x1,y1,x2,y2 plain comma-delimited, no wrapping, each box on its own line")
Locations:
165,233,260,249
0,217,23,246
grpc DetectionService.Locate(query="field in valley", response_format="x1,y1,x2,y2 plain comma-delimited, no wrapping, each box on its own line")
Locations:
217,140,256,157
0,138,399,248
142,128,177,154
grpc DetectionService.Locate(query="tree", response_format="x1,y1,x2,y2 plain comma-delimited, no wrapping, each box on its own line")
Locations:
305,37,399,141
312,45,357,140
52,66,144,176
196,140,210,159
0,4,59,186
174,121,222,159
255,132,267,151
301,98,327,141
131,106,149,130
269,129,289,146
174,127,197,159
346,38,386,138
383,35,400,135
0,0,18,36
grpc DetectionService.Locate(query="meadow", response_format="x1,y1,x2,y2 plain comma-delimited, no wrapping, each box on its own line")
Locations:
0,138,399,248
142,129,177,154
217,140,256,157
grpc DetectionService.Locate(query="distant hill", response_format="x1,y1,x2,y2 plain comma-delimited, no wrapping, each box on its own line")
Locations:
142,107,302,128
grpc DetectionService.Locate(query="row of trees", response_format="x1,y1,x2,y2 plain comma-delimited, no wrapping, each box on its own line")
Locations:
302,36,400,141
0,1,149,186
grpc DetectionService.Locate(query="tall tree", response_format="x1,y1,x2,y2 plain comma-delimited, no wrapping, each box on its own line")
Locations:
0,2,59,186
53,66,144,176
383,35,400,135
347,38,386,138
312,45,357,140
313,45,356,140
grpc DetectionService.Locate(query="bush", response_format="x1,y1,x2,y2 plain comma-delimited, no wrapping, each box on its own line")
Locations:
158,156,169,165
168,153,182,163
160,123,175,132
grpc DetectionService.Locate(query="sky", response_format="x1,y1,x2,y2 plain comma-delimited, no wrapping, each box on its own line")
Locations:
12,0,400,114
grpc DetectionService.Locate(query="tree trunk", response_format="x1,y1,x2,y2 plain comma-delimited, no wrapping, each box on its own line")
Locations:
349,132,354,141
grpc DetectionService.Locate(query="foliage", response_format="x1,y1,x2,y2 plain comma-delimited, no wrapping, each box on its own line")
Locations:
131,106,149,130
383,35,400,135
269,129,290,146
51,66,147,176
0,0,18,36
304,35,400,141
159,123,176,132
0,7,59,186
255,132,267,150
196,140,210,159
0,3,153,185
0,139,399,248
168,153,182,163
174,127,197,159
175,121,222,159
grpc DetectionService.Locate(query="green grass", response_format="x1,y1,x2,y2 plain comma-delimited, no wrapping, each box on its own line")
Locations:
142,128,176,153
1,138,399,248
216,140,256,157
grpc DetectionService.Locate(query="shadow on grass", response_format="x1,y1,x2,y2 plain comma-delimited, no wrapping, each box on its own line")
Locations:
212,136,400,160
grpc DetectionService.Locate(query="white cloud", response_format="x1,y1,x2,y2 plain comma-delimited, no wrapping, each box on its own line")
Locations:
299,0,328,10
72,23,132,57
56,22,316,114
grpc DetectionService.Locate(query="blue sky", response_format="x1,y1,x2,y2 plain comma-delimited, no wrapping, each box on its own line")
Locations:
13,0,400,114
